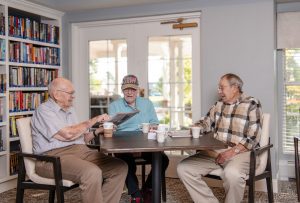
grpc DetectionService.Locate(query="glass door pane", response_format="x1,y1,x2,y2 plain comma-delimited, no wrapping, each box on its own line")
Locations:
148,35,192,129
89,40,127,117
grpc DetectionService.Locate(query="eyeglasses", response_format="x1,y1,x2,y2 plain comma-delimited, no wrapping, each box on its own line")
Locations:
57,89,75,96
218,85,229,91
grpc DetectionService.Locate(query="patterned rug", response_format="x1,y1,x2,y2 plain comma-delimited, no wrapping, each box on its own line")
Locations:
0,178,298,203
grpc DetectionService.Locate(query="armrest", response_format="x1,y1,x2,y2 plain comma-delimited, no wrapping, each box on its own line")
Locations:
250,144,273,157
18,152,60,163
18,152,64,188
248,143,273,178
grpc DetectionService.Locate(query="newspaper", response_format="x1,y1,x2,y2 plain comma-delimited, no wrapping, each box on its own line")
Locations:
108,110,140,125
168,130,191,138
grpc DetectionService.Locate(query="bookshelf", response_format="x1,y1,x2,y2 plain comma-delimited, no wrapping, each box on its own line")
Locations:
0,0,64,193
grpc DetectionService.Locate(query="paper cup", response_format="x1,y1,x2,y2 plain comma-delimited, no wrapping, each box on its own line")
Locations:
191,126,201,138
103,122,114,137
157,131,166,143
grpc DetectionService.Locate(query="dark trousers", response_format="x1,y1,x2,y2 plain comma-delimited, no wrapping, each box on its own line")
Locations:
115,152,169,196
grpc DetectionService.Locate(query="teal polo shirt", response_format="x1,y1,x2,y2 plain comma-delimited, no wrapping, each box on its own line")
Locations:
108,97,159,132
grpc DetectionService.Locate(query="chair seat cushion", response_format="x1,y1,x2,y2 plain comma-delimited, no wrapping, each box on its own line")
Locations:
30,173,76,187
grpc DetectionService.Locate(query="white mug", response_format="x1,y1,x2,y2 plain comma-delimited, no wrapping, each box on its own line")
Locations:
191,126,201,138
140,123,150,133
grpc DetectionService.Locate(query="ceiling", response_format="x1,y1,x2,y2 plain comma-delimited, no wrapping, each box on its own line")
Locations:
26,0,181,12
26,0,300,12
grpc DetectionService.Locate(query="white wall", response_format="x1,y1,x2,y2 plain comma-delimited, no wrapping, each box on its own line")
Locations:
63,0,277,175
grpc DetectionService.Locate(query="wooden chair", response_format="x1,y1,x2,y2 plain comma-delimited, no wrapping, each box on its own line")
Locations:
135,157,167,202
294,136,300,202
16,117,79,203
205,113,274,203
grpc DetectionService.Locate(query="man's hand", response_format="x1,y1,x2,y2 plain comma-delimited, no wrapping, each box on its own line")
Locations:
95,126,104,135
215,148,236,165
97,114,110,123
215,144,248,165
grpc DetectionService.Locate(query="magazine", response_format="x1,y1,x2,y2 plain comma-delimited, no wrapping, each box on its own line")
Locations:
108,110,140,125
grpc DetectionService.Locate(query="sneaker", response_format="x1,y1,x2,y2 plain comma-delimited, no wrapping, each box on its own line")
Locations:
130,197,144,203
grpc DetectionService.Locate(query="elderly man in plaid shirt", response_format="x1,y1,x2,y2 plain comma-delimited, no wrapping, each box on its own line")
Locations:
177,73,263,203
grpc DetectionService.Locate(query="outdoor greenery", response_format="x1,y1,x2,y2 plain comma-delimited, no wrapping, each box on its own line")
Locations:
284,49,300,152
89,59,102,95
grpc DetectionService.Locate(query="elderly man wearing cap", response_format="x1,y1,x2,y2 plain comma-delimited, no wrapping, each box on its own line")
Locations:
109,74,169,203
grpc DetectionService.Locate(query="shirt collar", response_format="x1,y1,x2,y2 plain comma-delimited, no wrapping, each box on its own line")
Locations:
221,93,246,105
122,97,140,110
48,98,72,114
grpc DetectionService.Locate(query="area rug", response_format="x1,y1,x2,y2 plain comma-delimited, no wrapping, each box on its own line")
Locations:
0,178,298,202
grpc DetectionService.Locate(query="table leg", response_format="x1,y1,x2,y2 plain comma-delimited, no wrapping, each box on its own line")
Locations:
152,152,162,203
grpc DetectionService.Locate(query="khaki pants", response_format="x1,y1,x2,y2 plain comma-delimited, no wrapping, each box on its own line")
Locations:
177,151,260,203
35,144,128,203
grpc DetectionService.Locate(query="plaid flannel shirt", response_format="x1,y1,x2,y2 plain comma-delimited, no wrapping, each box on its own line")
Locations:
195,93,263,150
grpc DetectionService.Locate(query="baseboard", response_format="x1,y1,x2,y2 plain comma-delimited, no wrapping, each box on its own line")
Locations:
279,159,295,180
0,179,17,193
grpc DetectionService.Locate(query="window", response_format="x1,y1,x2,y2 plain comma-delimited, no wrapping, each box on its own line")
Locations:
89,40,127,117
148,35,192,129
282,49,300,153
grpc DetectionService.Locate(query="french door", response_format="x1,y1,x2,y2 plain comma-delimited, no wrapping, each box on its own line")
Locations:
72,12,200,121
72,12,201,176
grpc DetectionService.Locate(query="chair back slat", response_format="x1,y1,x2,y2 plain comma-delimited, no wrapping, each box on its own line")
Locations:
16,117,35,178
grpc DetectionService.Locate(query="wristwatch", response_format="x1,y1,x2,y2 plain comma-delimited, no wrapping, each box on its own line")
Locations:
93,130,99,137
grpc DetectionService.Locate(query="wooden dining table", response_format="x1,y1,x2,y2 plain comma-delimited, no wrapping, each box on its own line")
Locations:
98,131,227,203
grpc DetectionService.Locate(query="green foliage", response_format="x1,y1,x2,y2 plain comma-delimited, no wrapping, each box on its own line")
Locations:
89,59,101,93
160,113,170,124
183,59,192,106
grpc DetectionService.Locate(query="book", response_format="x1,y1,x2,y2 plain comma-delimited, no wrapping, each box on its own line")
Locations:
108,110,140,125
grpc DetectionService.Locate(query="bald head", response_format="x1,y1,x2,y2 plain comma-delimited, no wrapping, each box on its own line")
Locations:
49,78,73,98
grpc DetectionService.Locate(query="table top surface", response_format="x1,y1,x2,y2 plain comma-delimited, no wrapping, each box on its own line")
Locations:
98,131,227,153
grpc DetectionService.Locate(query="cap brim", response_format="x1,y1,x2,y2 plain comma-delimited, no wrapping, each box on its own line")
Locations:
122,84,139,90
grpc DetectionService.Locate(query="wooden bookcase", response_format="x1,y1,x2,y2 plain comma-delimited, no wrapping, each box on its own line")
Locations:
0,0,64,193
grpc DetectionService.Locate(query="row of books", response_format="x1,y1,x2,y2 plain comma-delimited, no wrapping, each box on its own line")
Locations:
0,13,4,35
0,98,3,122
0,130,3,151
0,39,4,61
9,66,57,87
9,91,48,112
8,15,59,44
10,151,18,175
9,41,60,65
0,74,6,93
9,115,25,137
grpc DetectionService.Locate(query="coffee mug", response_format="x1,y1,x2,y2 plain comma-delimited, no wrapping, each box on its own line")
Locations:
103,122,114,137
139,123,150,133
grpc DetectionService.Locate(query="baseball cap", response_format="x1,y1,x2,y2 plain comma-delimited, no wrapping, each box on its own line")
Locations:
121,75,139,90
